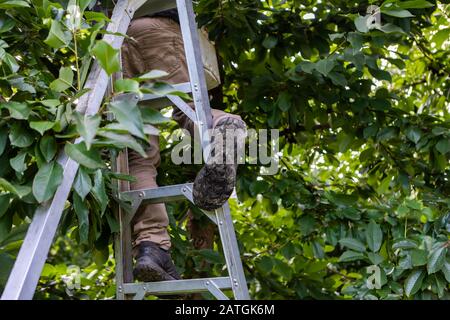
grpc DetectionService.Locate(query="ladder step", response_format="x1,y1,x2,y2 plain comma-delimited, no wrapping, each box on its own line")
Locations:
123,277,232,296
121,183,193,204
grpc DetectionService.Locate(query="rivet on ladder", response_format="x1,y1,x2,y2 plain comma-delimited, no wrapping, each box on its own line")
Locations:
219,220,223,225
143,286,147,291
194,84,199,91
234,279,239,287
182,187,187,192
206,281,210,285
139,192,144,198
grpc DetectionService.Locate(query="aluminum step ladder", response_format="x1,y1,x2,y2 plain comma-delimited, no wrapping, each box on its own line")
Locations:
1,0,249,301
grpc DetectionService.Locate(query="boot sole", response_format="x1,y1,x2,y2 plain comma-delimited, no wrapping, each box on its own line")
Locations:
193,163,236,211
134,259,177,282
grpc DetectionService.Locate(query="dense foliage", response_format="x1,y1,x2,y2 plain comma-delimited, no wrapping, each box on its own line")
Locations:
0,0,449,300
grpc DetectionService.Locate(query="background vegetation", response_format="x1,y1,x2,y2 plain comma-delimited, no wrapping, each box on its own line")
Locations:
0,0,449,299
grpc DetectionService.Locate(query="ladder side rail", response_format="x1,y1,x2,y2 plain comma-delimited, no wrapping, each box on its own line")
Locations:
215,203,250,300
176,0,213,161
0,0,145,300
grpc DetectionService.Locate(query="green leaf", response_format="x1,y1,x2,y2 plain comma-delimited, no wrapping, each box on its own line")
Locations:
32,161,64,203
40,135,57,162
109,99,146,140
0,194,11,219
377,23,405,34
30,121,54,135
0,178,31,198
141,108,170,125
404,269,425,296
366,220,383,252
368,68,392,82
134,69,169,81
49,67,74,92
339,238,366,252
2,52,19,72
328,72,347,87
397,0,434,9
262,35,277,49
198,249,224,264
315,58,336,76
443,261,450,283
4,101,30,119
435,139,450,155
96,130,147,158
44,20,71,49
74,167,92,200
339,250,365,262
381,9,414,18
91,169,108,215
354,15,369,33
405,127,422,144
73,112,100,150
91,40,120,76
256,256,273,274
114,78,140,93
427,245,446,274
392,239,418,250
432,28,450,48
9,123,34,147
367,252,384,265
0,0,29,9
9,151,27,173
65,142,104,169
411,249,427,267
0,253,14,287
276,91,292,112
0,126,7,156
73,192,89,244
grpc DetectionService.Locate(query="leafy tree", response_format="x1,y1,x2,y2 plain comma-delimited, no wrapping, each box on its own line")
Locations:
0,0,449,300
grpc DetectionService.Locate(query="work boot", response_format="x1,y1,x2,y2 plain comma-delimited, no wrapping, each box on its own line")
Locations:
193,117,247,211
133,241,181,282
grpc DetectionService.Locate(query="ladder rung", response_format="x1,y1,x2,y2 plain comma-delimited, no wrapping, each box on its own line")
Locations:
121,183,193,204
123,277,232,295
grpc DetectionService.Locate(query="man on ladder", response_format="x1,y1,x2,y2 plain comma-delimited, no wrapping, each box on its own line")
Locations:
120,9,247,283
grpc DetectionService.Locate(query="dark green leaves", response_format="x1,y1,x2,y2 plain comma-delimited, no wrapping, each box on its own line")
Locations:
44,20,71,49
40,136,57,162
404,269,425,296
65,142,104,169
74,167,92,200
435,139,450,155
109,99,146,140
262,35,277,49
73,193,89,244
339,238,366,252
50,67,74,92
427,245,447,274
91,40,120,76
73,112,100,150
9,123,34,147
32,161,63,203
4,101,30,119
366,221,383,252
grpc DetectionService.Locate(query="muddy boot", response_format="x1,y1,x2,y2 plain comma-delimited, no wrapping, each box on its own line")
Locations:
134,241,181,282
193,118,247,211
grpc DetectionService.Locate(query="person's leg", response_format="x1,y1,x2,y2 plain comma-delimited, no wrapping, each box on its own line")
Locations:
122,18,181,281
126,17,247,211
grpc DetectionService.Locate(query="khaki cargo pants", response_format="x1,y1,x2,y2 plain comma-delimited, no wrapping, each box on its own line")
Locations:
121,17,243,250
